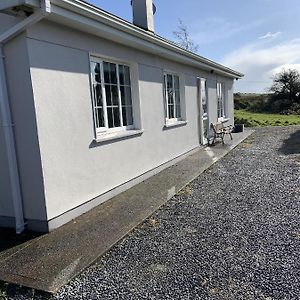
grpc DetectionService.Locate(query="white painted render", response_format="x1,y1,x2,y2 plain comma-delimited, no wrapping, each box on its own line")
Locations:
0,14,24,35
0,4,238,231
2,33,47,223
24,20,235,222
0,0,39,11
0,112,14,219
0,2,51,233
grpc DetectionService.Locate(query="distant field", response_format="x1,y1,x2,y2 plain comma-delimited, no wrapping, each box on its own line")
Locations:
234,110,300,127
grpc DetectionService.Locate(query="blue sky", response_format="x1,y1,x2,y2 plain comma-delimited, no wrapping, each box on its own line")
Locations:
89,0,300,93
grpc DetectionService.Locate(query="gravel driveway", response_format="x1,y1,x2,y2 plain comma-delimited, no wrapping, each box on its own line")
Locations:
4,126,300,300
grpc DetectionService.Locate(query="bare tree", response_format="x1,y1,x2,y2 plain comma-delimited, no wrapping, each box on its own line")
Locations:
173,19,199,53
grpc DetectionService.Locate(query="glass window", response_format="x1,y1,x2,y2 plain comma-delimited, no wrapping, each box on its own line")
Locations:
217,82,225,119
90,59,134,132
201,79,208,116
164,73,182,121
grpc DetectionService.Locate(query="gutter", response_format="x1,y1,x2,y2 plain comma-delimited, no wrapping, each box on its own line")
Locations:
0,0,50,234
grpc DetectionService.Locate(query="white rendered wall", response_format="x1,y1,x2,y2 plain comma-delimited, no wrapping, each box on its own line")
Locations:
0,19,234,227
25,20,234,222
3,33,47,223
0,13,24,223
0,112,14,219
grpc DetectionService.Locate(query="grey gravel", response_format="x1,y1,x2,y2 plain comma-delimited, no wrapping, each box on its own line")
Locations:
3,126,300,300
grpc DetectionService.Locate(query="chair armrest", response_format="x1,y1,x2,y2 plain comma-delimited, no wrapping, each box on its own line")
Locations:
222,125,233,131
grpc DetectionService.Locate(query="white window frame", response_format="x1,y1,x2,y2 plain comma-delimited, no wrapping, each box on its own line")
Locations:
217,82,226,121
90,56,135,135
200,78,208,119
163,71,183,125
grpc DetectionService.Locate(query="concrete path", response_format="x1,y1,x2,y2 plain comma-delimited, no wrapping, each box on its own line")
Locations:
0,130,252,294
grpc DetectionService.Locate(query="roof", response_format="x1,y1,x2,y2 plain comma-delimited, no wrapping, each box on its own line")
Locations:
0,0,243,78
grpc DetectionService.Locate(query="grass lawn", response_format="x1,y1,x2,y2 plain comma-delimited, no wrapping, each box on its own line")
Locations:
234,110,300,127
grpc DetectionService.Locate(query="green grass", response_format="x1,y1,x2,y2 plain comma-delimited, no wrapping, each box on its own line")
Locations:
235,110,300,127
0,282,8,300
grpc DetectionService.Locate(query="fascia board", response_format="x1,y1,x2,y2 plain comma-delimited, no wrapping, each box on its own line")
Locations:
0,0,40,11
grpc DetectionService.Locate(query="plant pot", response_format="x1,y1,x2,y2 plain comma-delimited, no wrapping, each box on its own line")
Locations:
233,124,244,133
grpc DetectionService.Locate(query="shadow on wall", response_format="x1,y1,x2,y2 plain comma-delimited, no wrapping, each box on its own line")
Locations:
0,228,42,253
278,130,300,155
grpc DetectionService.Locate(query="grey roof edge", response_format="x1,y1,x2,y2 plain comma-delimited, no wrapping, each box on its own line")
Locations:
0,0,40,11
1,0,243,78
53,0,244,78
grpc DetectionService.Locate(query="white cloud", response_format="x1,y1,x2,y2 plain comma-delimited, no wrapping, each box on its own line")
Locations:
258,31,282,39
222,39,300,93
191,18,263,45
270,63,300,76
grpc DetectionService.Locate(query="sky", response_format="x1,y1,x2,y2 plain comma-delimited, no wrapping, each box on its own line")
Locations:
89,0,300,93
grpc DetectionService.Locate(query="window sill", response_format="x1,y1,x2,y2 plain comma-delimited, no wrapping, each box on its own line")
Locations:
218,118,230,123
94,129,144,144
163,120,187,129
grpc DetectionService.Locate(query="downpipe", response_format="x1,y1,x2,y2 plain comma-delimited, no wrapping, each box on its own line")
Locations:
0,0,51,234
0,46,25,234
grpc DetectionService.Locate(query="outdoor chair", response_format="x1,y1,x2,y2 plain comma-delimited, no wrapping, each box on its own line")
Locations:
210,122,233,145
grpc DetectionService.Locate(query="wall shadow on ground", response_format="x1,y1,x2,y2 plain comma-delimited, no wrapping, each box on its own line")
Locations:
0,228,42,253
278,130,300,155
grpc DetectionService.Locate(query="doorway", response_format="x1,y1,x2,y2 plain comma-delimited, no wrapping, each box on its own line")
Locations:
198,78,209,145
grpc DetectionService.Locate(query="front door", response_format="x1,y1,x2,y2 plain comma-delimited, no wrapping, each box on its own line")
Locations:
198,78,209,145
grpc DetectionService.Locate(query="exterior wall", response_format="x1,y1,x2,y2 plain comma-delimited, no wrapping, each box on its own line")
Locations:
3,32,48,226
0,111,14,222
0,13,26,227
0,15,235,231
25,20,234,227
0,13,23,35
225,79,235,123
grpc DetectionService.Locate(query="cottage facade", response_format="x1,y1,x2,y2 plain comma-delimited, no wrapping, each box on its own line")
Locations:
0,0,243,233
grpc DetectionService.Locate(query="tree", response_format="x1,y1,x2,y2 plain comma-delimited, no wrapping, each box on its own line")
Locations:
269,69,300,102
173,19,199,53
268,69,300,113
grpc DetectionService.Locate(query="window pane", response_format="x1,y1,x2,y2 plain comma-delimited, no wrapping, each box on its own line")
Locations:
167,74,173,89
120,86,133,106
122,108,127,126
91,62,101,84
168,90,174,105
107,108,114,128
105,85,112,106
120,86,125,105
119,65,124,85
122,106,133,126
175,90,181,118
110,63,117,84
111,85,119,106
125,87,132,106
103,62,110,83
217,82,224,118
124,66,131,85
96,107,104,128
94,84,102,107
168,105,175,119
113,108,120,127
203,102,207,115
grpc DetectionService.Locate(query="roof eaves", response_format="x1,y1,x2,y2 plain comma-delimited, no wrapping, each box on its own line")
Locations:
52,0,244,78
0,0,40,11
